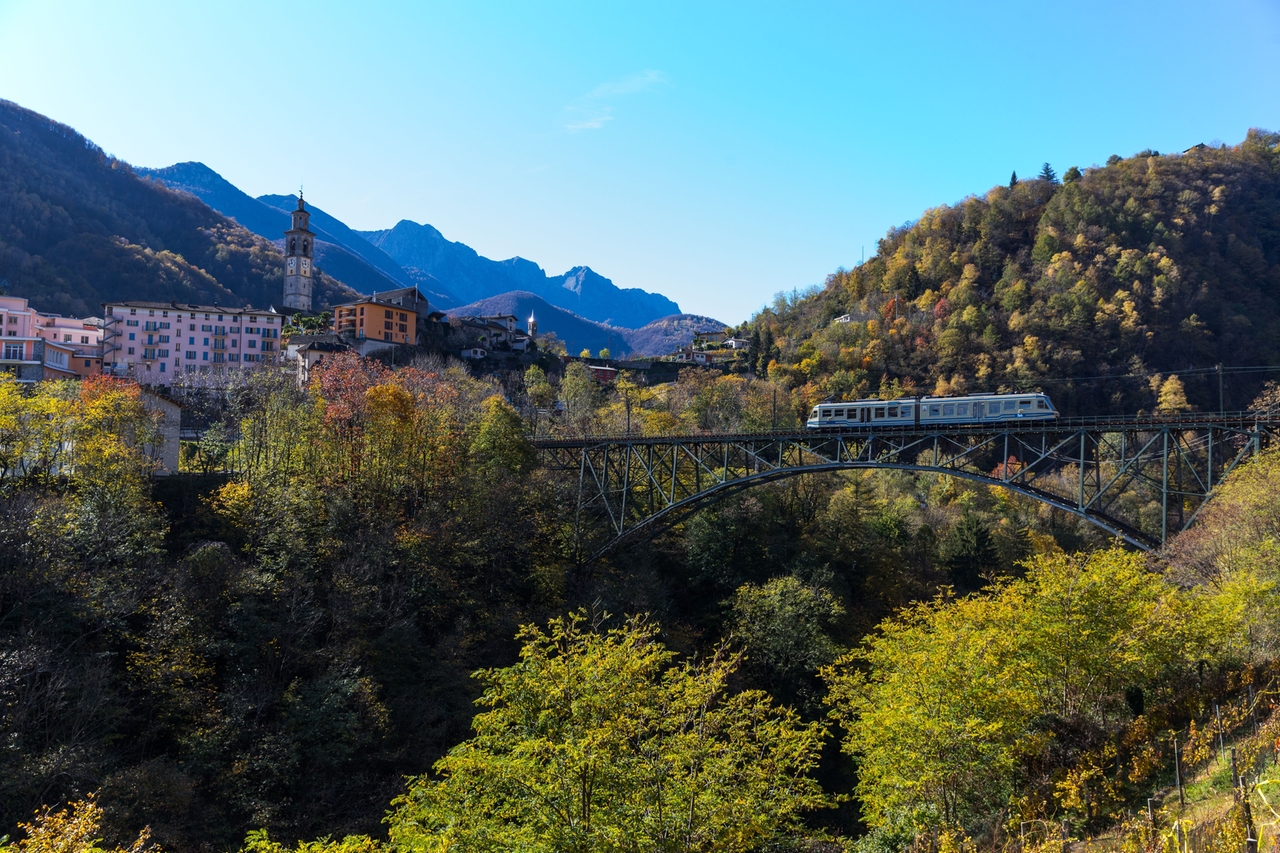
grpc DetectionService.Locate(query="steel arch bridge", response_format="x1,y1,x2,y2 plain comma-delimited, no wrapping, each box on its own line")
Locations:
534,411,1280,560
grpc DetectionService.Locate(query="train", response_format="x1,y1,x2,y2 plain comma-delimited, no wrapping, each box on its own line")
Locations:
806,392,1058,429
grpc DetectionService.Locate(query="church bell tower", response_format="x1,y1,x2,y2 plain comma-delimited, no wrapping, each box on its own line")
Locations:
283,194,315,312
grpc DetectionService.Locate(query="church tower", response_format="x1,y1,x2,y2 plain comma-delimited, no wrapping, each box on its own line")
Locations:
282,195,315,312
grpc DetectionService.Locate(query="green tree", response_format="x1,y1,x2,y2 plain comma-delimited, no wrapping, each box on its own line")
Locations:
1038,162,1058,183
598,347,611,360
1062,165,1082,183
579,348,592,358
728,576,845,713
471,395,536,479
389,611,831,853
1009,170,1018,188
940,513,999,592
196,421,232,474
523,365,557,434
559,362,601,434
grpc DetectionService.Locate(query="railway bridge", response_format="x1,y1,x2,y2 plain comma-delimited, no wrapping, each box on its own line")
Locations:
533,411,1280,559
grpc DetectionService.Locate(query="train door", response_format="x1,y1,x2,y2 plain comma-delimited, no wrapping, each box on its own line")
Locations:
973,402,983,418
860,406,870,425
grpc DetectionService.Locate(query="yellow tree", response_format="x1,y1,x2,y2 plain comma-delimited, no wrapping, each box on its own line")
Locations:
1,794,155,853
1157,374,1191,413
389,611,832,853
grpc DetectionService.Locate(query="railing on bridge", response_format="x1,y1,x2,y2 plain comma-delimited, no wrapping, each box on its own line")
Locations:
534,411,1280,560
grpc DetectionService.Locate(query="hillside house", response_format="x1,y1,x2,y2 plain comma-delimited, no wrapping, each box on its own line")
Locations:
674,347,711,366
693,329,728,345
453,314,530,351
587,364,618,383
461,346,487,360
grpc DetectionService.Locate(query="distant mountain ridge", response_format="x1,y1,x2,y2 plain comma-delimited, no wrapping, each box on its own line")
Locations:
446,291,724,357
137,163,456,307
359,220,681,327
141,162,683,329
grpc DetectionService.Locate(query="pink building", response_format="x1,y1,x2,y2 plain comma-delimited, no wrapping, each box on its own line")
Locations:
102,301,282,384
34,314,104,378
0,296,81,382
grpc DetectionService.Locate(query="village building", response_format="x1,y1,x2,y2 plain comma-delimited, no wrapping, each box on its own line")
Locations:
292,337,353,385
101,301,283,383
0,295,94,382
586,364,618,383
331,295,418,345
34,314,104,377
693,329,729,346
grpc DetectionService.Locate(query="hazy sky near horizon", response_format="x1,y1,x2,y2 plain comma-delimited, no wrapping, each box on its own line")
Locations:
1,1,1278,323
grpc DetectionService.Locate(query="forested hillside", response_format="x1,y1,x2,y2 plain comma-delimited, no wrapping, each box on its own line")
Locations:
0,101,356,317
743,132,1280,415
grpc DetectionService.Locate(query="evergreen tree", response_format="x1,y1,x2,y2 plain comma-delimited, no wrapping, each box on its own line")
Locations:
757,327,776,377
940,513,999,593
1009,170,1018,188
1063,165,1082,183
1038,162,1058,183
746,327,762,374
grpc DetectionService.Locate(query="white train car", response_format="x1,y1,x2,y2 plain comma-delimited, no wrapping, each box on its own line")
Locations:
806,392,1057,429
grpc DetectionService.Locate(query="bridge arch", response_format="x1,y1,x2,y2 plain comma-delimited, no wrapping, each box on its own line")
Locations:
602,461,1155,556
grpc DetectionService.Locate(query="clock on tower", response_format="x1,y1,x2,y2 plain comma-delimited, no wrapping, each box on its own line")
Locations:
282,194,315,312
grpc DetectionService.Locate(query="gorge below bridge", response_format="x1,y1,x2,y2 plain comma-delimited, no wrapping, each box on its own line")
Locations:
533,411,1280,561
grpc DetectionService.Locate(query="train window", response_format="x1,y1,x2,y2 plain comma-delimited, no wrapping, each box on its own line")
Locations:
943,404,955,416
1037,400,1048,410
822,410,833,418
833,409,845,418
929,405,941,416
1019,400,1031,407
902,405,912,417
1004,401,1016,411
957,404,969,415
874,407,885,418
888,406,899,417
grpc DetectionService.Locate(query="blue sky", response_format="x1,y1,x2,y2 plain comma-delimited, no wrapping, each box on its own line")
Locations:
1,1,1278,324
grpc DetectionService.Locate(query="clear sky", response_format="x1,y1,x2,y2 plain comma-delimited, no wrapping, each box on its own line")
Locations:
1,1,1278,323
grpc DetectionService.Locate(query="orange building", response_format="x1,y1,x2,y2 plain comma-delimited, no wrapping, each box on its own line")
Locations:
332,297,417,344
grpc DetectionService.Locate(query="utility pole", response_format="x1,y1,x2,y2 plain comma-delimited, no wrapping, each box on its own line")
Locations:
1174,736,1185,808
1217,363,1224,414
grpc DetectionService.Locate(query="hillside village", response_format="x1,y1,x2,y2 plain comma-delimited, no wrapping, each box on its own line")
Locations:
0,192,746,403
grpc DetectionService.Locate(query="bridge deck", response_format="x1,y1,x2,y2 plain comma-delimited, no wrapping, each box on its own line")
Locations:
532,410,1277,449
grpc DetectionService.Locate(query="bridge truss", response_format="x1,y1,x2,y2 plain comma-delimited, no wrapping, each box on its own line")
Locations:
534,412,1279,559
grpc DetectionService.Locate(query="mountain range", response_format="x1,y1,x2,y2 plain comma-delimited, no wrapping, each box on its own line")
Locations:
138,162,685,330
444,291,725,356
